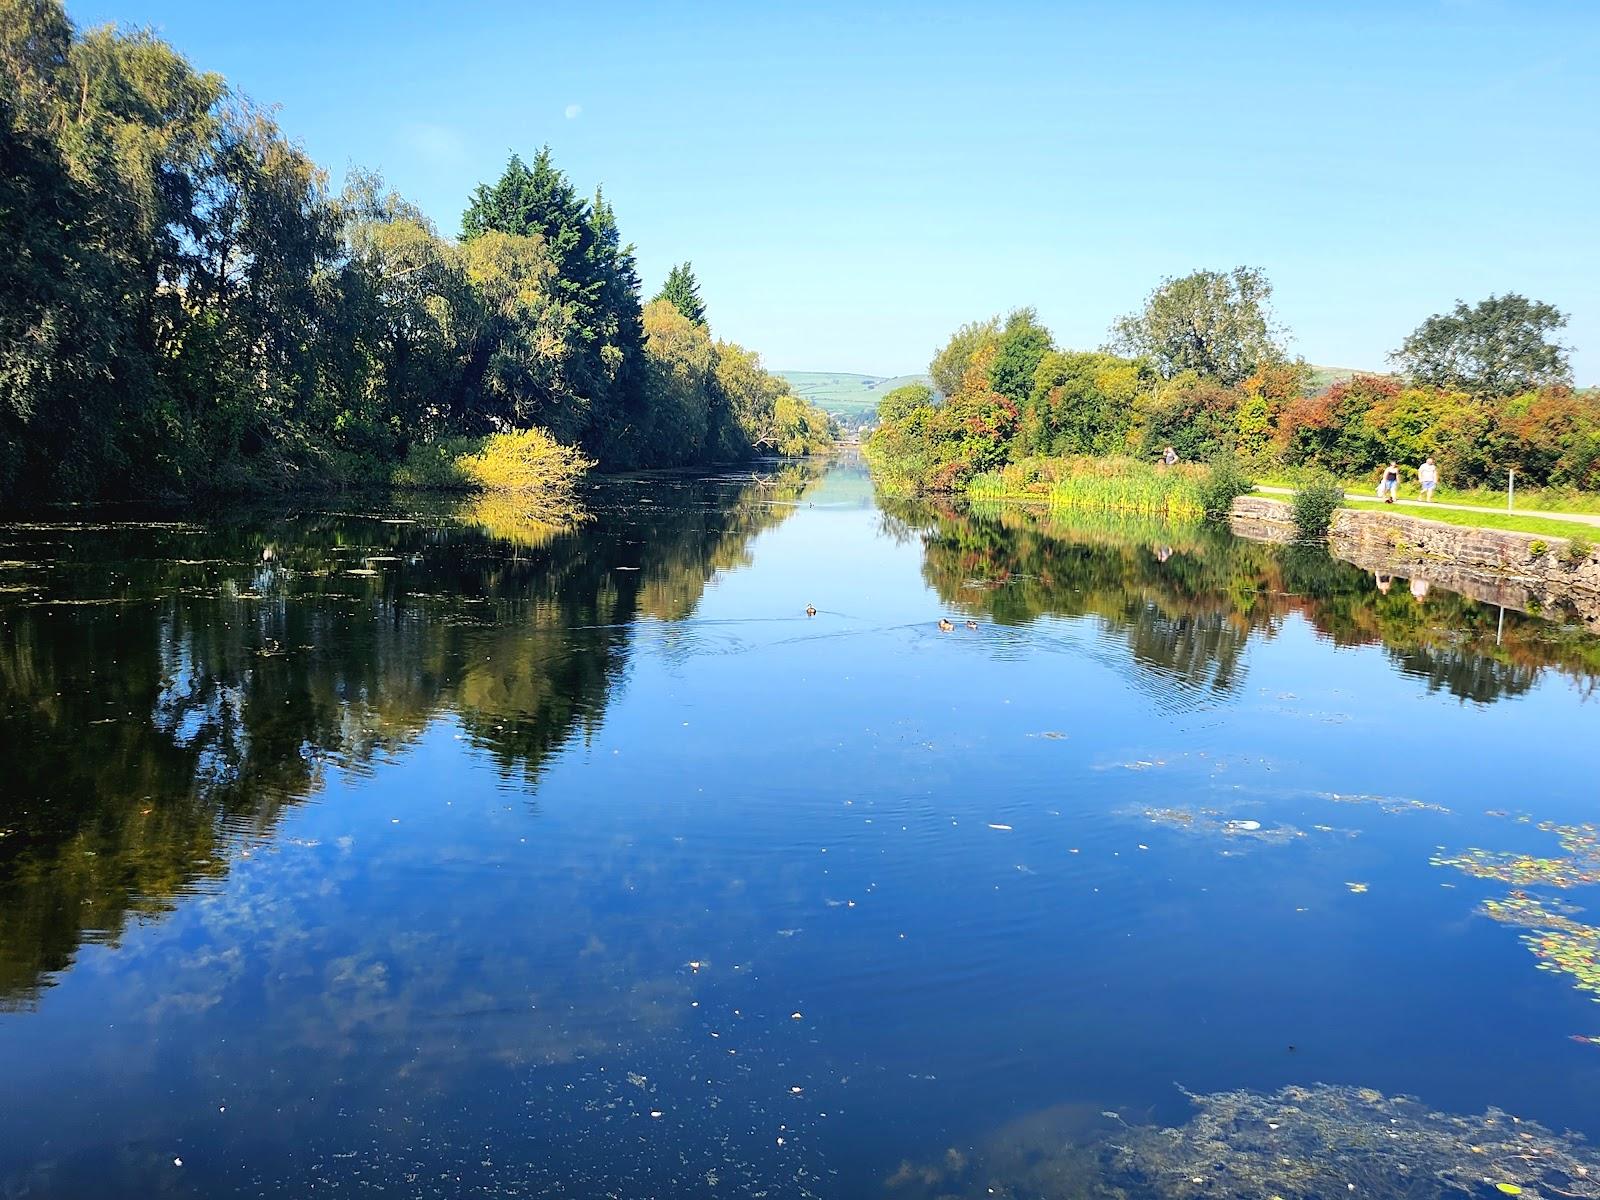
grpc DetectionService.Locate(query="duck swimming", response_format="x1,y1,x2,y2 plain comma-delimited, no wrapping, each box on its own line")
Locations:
937,618,954,632
805,604,817,617
965,620,978,631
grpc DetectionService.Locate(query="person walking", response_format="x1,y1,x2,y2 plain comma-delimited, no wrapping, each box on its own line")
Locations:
1418,456,1439,502
1378,462,1401,504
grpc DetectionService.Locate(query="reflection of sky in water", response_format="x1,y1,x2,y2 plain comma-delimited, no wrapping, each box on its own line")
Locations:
3,464,1600,1196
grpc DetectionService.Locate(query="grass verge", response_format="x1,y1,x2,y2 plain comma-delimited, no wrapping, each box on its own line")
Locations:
1336,497,1596,539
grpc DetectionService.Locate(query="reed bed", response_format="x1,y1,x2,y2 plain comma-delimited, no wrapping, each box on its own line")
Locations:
970,456,1207,520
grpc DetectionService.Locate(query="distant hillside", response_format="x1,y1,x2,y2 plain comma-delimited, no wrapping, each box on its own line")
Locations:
1308,365,1362,391
784,366,1367,424
779,371,932,420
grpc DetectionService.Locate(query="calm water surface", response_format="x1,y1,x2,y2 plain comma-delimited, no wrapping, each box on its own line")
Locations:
2,459,1599,1197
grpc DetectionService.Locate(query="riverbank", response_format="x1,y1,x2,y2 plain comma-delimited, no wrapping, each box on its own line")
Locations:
1230,494,1600,622
1253,485,1600,537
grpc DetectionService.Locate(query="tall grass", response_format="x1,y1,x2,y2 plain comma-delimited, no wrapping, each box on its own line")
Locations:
970,456,1207,520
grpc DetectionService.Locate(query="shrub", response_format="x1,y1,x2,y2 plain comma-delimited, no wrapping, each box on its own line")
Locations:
393,429,593,497
1197,455,1254,519
1291,474,1345,540
1529,540,1549,559
392,438,477,489
458,428,594,495
1564,536,1594,566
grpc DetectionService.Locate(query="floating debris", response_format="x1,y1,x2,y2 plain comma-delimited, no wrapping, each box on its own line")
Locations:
1433,821,1600,1013
1432,822,1600,888
1345,882,1369,894
1139,807,1301,847
1323,792,1451,816
1481,891,1600,1002
885,1084,1600,1199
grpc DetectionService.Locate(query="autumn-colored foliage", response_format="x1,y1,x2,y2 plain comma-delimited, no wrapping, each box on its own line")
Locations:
870,312,1600,496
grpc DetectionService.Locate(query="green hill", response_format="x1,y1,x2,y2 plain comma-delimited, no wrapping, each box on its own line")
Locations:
1308,364,1362,391
783,365,1368,427
779,371,932,421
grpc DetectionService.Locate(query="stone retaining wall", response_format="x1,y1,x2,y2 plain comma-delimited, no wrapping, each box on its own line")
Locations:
1228,494,1600,623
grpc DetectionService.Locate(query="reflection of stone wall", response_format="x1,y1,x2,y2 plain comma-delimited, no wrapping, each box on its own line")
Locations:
1229,495,1600,625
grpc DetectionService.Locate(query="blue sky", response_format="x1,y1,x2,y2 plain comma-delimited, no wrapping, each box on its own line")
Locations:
69,0,1600,380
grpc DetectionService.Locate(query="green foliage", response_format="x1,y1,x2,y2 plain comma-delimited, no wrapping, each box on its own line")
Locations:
871,286,1599,508
391,439,476,489
1529,540,1549,559
0,6,797,503
1393,293,1572,396
769,394,837,456
1292,475,1345,540
1566,535,1594,566
1109,266,1286,385
654,262,706,325
628,300,833,465
928,315,1000,397
970,456,1207,519
867,343,1017,493
1021,350,1146,457
989,307,1053,404
876,382,934,424
1197,455,1254,518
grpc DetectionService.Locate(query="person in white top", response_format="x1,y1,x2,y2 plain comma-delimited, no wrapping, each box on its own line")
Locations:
1418,456,1439,502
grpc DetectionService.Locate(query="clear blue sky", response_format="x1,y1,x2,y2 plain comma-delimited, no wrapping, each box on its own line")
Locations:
69,0,1600,381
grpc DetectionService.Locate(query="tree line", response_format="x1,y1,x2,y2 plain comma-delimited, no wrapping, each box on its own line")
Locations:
0,0,833,504
870,265,1592,493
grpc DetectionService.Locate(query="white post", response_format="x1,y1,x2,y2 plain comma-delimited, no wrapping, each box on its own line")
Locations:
1508,469,1515,511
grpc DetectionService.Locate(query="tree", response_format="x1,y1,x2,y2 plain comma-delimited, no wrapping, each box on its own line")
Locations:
1109,266,1286,386
1391,293,1572,396
876,383,933,425
1023,351,1146,457
655,262,706,325
461,150,593,288
929,316,999,397
0,6,800,501
639,298,715,463
989,307,1053,405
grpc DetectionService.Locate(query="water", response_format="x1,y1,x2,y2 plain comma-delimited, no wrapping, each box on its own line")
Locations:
2,458,1599,1198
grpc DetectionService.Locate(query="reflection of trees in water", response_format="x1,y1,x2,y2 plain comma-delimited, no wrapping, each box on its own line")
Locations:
895,496,1600,706
0,465,821,1008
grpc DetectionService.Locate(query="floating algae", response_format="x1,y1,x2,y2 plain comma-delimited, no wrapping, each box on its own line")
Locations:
885,1084,1600,1199
1322,791,1452,816
1140,806,1303,847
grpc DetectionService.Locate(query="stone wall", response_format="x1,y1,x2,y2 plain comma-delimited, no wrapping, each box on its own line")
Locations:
1228,494,1600,624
